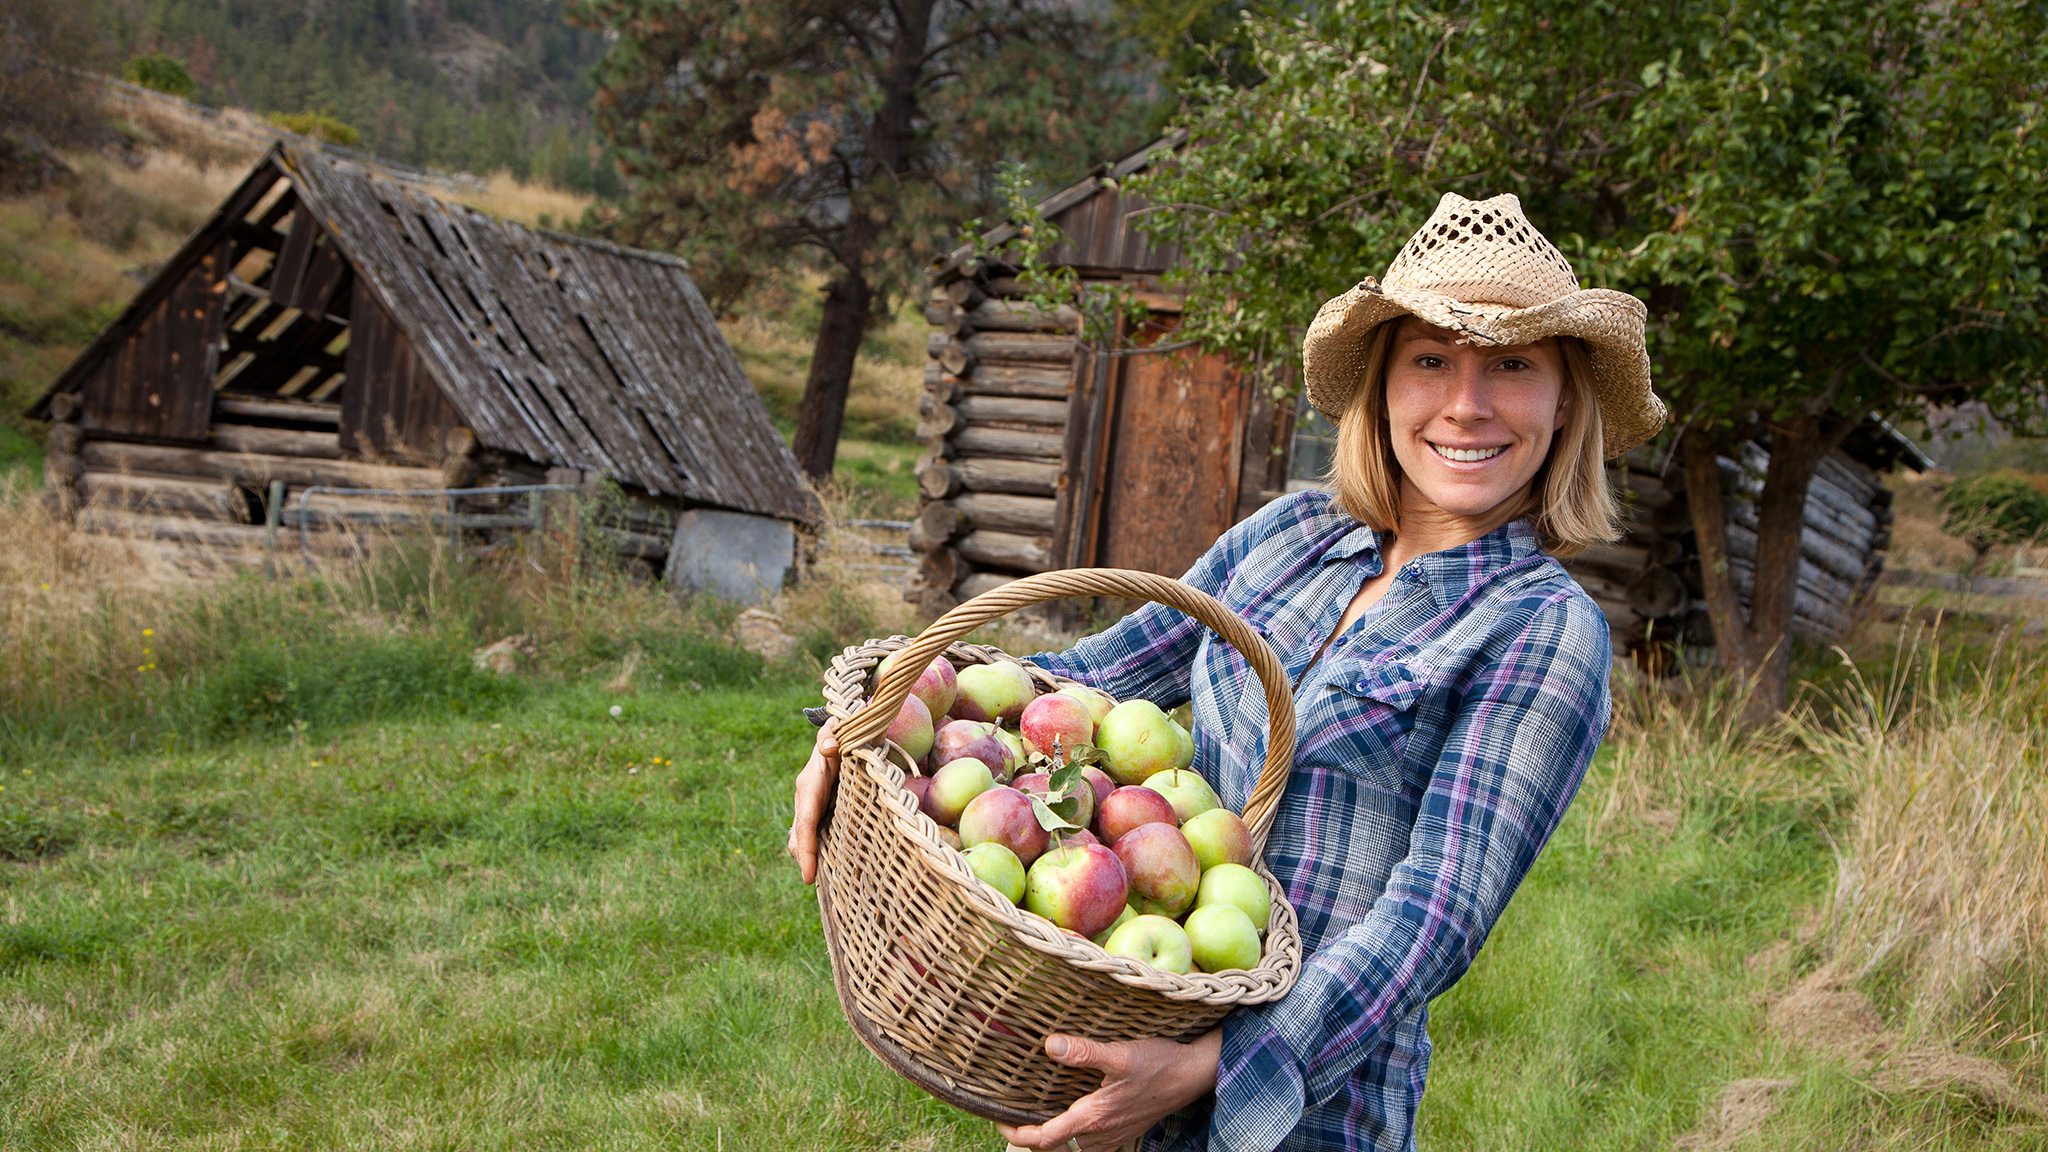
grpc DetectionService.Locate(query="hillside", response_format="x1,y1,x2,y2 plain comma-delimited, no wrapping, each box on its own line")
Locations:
86,0,620,193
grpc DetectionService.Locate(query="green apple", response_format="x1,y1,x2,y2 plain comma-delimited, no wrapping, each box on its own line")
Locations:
1102,914,1194,975
961,841,1026,906
1169,719,1194,770
1195,862,1270,931
1090,903,1138,946
926,757,995,826
1184,904,1262,973
1181,808,1254,872
1144,768,1220,825
1055,684,1117,731
1096,699,1182,784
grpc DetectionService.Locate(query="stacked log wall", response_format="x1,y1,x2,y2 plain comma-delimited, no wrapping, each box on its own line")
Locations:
1562,440,1894,658
906,277,1078,615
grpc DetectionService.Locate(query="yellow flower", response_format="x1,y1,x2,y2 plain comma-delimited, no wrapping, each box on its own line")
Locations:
143,629,154,637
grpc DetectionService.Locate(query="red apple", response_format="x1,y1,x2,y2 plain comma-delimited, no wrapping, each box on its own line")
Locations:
927,757,996,826
1020,693,1095,759
1111,822,1201,918
1063,828,1100,848
1145,768,1220,825
878,649,959,722
935,826,962,851
904,775,933,814
958,787,1050,867
952,661,1035,724
1082,766,1116,813
1096,700,1182,784
1181,808,1254,872
1056,684,1117,732
1022,843,1130,938
931,720,1011,779
884,694,935,763
1097,786,1179,847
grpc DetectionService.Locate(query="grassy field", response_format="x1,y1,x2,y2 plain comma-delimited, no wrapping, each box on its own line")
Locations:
3,502,2043,1149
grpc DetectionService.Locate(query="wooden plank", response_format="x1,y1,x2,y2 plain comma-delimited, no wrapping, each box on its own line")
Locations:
79,470,248,522
215,396,341,425
953,492,1057,534
80,439,442,490
948,426,1066,460
1091,318,1245,577
919,458,1061,498
266,208,319,303
927,362,1074,399
209,424,345,459
955,395,1068,427
928,332,1079,364
964,300,1080,333
955,529,1052,573
290,234,350,315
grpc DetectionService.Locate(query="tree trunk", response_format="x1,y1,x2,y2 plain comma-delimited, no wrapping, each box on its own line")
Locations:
1684,413,1852,726
790,271,875,480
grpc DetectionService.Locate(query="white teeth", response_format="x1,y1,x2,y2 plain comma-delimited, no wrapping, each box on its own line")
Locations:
1431,443,1505,463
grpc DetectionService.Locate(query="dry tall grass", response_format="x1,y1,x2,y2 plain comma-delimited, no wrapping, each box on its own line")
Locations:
1797,640,2048,1061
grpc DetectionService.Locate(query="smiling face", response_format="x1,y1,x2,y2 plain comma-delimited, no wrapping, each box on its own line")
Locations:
1381,319,1569,530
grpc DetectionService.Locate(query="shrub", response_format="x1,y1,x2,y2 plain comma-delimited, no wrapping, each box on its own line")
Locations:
265,111,362,147
1936,469,2048,569
122,54,196,99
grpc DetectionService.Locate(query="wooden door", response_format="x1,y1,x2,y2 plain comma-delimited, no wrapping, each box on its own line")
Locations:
1088,314,1247,577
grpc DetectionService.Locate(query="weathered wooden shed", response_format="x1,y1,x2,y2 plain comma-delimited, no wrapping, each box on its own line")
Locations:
30,144,819,595
909,135,1294,617
913,136,1926,656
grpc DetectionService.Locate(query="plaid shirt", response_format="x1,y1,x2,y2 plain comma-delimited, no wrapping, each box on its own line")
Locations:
1029,491,1611,1152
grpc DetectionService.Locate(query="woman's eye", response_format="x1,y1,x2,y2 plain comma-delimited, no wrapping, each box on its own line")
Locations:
1416,355,1446,369
1496,358,1529,371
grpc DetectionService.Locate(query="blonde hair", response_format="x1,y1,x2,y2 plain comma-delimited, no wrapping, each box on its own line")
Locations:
1329,319,1620,556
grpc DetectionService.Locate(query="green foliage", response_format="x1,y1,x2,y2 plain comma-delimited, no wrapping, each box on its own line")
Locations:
1937,470,2048,553
121,53,195,98
0,804,75,862
573,0,1142,314
96,2,621,192
265,110,362,147
1136,0,2048,439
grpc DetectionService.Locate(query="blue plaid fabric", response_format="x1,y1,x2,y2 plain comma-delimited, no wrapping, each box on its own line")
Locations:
1028,491,1611,1152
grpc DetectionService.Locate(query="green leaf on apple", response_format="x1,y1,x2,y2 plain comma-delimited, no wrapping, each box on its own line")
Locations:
1027,794,1083,835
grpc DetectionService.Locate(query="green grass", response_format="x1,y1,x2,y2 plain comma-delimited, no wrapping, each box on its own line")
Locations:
0,672,992,1149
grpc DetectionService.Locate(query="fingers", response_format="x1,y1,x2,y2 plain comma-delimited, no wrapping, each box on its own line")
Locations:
1045,1033,1130,1076
789,720,839,886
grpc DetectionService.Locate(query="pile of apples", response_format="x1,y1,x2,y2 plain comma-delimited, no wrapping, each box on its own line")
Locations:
873,650,1270,976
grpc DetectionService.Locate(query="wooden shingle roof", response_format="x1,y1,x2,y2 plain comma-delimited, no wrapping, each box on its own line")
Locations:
281,147,819,524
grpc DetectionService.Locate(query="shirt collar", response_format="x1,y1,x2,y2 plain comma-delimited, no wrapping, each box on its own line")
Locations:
1320,513,1544,595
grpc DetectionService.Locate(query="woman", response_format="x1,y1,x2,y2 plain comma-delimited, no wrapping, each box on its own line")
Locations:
789,193,1667,1152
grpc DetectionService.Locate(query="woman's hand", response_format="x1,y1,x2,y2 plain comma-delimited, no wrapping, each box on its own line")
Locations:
787,719,839,885
996,1029,1222,1152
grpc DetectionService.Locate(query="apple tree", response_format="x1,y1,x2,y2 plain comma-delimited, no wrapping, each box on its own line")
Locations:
572,0,1140,480
1132,0,2048,721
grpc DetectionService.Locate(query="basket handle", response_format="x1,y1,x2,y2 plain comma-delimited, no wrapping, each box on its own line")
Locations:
837,568,1298,848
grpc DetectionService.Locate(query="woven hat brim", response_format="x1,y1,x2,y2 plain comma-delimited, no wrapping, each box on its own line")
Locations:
1301,282,1667,460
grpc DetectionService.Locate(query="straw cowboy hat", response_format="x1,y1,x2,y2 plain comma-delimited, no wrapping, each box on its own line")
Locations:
1302,192,1667,459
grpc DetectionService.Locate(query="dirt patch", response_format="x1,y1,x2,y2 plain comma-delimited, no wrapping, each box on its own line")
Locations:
1676,962,2048,1149
1674,1078,1799,1151
1771,966,2048,1117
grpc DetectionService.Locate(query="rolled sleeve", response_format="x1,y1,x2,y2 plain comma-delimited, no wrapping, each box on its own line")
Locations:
1211,592,1611,1145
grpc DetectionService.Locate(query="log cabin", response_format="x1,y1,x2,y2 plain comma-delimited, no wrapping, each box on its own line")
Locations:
27,144,819,599
912,136,1930,657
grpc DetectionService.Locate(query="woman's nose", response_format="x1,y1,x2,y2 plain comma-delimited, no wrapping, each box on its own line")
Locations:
1443,360,1494,421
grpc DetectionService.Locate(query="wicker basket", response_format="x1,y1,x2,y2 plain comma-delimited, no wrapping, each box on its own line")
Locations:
816,568,1303,1124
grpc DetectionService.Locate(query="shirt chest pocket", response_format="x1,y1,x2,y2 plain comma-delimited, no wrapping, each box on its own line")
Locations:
1303,660,1431,793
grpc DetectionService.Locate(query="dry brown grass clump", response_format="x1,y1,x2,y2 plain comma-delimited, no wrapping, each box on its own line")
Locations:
1795,640,2048,1067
